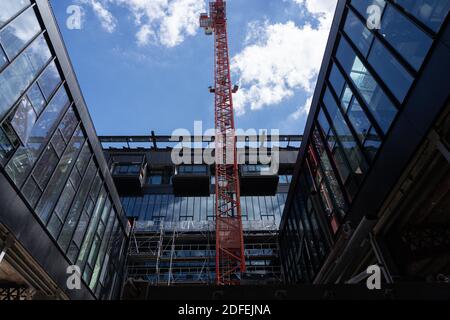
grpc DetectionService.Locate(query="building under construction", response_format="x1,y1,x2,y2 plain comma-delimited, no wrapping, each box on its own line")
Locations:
1,0,450,301
100,135,300,294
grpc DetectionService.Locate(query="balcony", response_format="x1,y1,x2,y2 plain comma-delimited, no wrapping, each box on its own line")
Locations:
239,164,279,196
172,165,210,196
110,154,147,195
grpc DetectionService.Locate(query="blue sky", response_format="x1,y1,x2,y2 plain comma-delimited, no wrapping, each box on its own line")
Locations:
50,0,336,136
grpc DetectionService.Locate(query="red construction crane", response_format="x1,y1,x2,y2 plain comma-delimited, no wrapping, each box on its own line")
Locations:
199,0,246,285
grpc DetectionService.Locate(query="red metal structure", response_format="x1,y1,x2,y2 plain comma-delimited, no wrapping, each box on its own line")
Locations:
200,0,246,285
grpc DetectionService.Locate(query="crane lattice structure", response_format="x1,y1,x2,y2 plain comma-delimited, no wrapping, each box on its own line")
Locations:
200,0,246,285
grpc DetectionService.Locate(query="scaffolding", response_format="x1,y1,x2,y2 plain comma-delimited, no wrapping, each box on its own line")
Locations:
127,222,214,286
125,221,282,286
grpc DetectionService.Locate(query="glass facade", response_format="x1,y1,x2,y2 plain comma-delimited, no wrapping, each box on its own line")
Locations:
0,1,127,299
121,193,287,227
280,0,450,283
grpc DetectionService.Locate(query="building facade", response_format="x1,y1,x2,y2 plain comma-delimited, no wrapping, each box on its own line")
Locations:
0,0,129,300
280,0,450,285
100,135,300,293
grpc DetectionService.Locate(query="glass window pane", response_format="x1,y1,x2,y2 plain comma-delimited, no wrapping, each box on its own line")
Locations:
0,0,31,28
58,107,78,142
90,207,115,289
0,47,7,70
47,214,62,238
329,63,346,98
10,97,36,144
347,98,372,143
336,37,397,133
31,87,70,143
5,86,69,186
69,168,81,189
344,9,374,57
317,109,330,135
38,61,61,100
0,126,15,163
77,188,107,268
394,0,450,32
0,34,52,121
35,128,84,222
341,85,353,112
54,181,76,221
72,212,89,247
22,177,41,207
76,142,91,174
364,127,382,160
32,145,58,189
27,82,45,114
380,4,433,70
57,160,96,251
368,39,414,102
50,129,65,157
0,7,41,60
323,88,368,177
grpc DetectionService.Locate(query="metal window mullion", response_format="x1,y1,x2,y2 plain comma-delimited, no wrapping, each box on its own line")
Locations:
11,88,71,194
0,52,55,126
326,79,372,165
320,101,362,190
331,56,386,139
54,141,93,242
93,207,118,294
20,96,74,194
78,185,109,274
385,0,437,38
0,3,36,33
60,155,97,253
309,137,346,225
85,215,108,285
37,122,82,225
0,43,9,73
347,3,419,77
339,31,402,108
314,120,352,207
31,143,59,190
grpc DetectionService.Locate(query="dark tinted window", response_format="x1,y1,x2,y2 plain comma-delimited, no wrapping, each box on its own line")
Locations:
368,39,414,102
381,4,433,70
394,0,450,32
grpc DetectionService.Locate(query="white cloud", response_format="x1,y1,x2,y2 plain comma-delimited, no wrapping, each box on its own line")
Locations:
290,95,313,120
231,0,337,117
136,24,155,46
81,0,117,33
86,0,206,47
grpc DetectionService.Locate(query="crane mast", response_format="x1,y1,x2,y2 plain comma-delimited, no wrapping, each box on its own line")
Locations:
200,0,246,285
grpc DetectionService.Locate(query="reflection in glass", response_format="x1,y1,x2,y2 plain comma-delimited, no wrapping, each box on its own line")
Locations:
35,128,84,222
0,47,7,70
11,97,36,144
27,83,46,114
394,0,450,32
347,98,372,143
0,34,52,121
344,9,374,57
368,39,414,102
0,0,31,29
336,37,397,133
0,7,41,60
38,61,62,99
